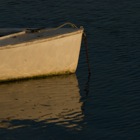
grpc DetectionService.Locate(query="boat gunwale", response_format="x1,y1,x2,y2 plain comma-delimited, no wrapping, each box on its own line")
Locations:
0,29,83,50
0,31,25,40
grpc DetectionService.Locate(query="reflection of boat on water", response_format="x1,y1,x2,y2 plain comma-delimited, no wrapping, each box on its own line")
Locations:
0,75,83,129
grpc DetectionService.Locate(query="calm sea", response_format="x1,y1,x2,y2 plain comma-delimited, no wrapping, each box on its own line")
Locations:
0,0,140,139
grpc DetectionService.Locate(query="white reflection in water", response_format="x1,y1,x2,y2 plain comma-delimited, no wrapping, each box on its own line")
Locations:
0,75,83,130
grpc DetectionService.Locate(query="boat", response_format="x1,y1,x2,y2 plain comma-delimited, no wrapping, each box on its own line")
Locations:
0,23,84,82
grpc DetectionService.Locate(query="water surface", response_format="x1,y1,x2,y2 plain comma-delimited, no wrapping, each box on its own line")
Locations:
0,0,140,139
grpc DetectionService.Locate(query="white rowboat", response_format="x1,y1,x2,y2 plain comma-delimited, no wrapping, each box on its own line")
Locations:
0,24,84,82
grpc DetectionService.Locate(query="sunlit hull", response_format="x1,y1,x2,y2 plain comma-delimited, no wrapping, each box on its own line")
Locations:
0,28,83,82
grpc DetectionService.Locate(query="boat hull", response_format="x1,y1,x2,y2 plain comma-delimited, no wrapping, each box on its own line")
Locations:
0,29,83,82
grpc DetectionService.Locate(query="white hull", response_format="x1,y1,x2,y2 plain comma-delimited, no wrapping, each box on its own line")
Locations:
0,28,83,82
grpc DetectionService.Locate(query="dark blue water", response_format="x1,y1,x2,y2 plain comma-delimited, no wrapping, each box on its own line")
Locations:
0,0,140,139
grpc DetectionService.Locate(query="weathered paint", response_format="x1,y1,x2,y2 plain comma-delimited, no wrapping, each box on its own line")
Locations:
0,28,83,82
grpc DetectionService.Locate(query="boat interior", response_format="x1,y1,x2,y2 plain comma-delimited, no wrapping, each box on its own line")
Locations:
0,28,83,47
